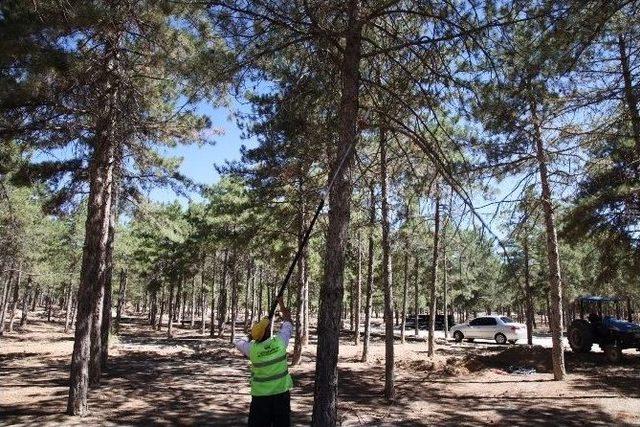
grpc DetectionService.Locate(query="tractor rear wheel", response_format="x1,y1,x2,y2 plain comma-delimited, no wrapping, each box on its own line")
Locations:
568,320,593,353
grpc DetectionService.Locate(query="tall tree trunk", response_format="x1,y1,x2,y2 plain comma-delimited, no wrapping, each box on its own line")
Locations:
89,276,106,386
65,281,74,333
46,287,52,322
401,253,408,344
249,259,256,326
210,250,218,337
545,291,550,326
201,257,206,335
414,257,420,337
181,291,187,324
293,197,308,365
428,187,440,357
354,232,362,345
442,247,448,339
71,296,78,329
190,276,196,329
349,279,354,331
524,235,534,345
175,277,183,323
20,275,33,327
0,270,15,335
257,265,263,320
361,184,375,362
442,194,451,339
114,269,127,334
302,265,309,345
97,170,120,375
8,264,22,333
89,257,107,387
531,96,566,381
156,287,164,330
618,34,640,155
312,6,361,423
167,280,175,338
292,255,307,366
31,285,39,312
217,249,229,337
243,259,251,333
0,265,7,316
380,125,395,401
149,291,157,326
267,272,272,312
67,99,118,415
230,252,238,344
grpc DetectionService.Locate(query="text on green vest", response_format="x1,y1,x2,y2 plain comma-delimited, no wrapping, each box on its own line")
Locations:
249,336,293,396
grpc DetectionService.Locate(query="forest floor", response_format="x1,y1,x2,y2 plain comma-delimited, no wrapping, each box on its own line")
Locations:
1,312,640,426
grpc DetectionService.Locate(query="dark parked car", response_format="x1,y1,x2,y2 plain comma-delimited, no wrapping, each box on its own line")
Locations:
404,314,455,331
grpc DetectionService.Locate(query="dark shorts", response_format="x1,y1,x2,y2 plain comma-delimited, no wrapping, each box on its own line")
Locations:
248,391,290,427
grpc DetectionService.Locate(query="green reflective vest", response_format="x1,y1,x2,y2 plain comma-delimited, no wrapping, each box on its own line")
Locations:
249,336,293,397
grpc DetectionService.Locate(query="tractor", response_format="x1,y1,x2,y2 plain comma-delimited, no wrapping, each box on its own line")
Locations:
567,296,640,362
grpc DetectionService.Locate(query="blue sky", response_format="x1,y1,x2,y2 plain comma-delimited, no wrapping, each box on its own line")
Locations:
148,102,257,204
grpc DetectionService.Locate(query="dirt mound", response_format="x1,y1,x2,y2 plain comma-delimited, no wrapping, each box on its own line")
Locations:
396,355,470,376
465,345,552,373
395,346,553,377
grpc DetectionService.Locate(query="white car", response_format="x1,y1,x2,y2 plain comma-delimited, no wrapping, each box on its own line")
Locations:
450,315,527,344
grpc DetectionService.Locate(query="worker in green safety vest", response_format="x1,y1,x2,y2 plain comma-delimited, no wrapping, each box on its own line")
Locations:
234,296,293,426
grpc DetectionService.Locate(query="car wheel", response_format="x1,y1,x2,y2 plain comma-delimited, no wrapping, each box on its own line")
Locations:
453,331,464,342
495,333,507,345
604,345,622,363
508,340,517,345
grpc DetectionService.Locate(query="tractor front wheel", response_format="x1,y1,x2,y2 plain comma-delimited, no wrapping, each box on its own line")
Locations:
568,320,593,353
604,345,622,363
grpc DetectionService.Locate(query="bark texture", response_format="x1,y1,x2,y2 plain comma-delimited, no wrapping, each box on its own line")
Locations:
19,275,33,327
531,97,566,380
524,235,534,345
7,266,22,333
293,197,308,365
380,125,395,400
311,6,360,423
114,269,127,333
217,250,229,337
361,184,375,362
414,257,419,337
354,232,362,345
618,34,640,154
64,281,74,333
401,254,408,343
67,123,118,415
428,188,440,357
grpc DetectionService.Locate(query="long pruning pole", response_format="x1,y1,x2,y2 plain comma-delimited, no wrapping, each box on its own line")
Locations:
267,144,354,320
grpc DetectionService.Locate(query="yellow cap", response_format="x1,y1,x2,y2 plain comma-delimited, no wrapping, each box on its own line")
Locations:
251,317,270,341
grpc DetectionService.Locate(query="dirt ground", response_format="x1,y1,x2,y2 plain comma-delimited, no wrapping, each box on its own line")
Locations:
1,313,640,426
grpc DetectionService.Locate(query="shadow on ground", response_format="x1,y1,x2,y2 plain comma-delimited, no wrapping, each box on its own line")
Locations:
1,317,638,426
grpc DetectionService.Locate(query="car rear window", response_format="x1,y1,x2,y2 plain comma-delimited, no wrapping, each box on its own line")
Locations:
500,317,514,323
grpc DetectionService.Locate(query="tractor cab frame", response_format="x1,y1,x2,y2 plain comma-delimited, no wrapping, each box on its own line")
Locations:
575,296,622,322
